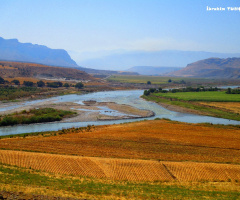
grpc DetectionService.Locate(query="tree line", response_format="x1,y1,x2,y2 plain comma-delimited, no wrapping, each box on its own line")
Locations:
226,88,240,94
0,76,84,89
144,86,220,96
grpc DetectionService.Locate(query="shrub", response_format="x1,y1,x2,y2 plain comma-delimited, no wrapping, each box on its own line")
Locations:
37,80,45,87
23,81,34,87
75,82,84,89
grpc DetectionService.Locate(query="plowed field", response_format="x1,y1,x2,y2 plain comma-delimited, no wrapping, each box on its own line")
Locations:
1,120,240,164
0,149,239,182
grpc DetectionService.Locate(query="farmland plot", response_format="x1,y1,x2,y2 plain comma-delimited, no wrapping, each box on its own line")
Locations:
0,149,240,182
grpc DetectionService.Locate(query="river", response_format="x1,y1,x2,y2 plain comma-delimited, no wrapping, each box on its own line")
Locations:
0,90,239,136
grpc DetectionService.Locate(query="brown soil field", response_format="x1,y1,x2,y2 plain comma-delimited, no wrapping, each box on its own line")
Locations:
199,102,240,114
0,120,240,164
0,149,239,182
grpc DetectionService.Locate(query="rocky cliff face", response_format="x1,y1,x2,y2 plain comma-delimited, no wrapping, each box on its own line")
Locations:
0,37,78,68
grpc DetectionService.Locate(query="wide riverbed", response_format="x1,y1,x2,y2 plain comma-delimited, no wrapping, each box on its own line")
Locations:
0,90,239,136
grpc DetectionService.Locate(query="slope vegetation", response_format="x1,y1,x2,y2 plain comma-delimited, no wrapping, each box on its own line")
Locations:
0,61,93,80
170,57,240,78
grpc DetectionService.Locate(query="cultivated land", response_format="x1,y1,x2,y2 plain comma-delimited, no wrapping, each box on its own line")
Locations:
107,74,240,86
1,120,240,164
0,119,240,199
1,67,240,199
154,91,240,102
143,90,240,121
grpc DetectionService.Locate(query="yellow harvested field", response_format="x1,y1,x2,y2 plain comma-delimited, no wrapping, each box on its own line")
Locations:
0,149,239,182
1,120,240,164
199,102,240,114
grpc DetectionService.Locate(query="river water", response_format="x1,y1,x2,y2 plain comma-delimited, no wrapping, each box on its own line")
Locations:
0,90,239,136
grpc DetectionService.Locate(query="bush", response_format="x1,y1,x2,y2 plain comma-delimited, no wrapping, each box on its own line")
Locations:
11,79,20,85
23,81,34,87
0,77,5,84
75,82,84,89
47,82,63,88
37,80,45,87
63,83,70,87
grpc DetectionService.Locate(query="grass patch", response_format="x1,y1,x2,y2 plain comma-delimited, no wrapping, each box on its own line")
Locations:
0,108,76,126
154,91,240,102
106,75,232,86
0,86,43,101
143,94,240,121
0,163,239,199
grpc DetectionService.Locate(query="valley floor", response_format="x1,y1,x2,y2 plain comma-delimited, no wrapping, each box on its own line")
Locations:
0,119,239,199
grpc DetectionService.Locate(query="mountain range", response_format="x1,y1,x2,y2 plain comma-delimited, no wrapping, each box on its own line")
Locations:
127,66,182,76
0,37,78,68
77,50,240,70
1,36,240,79
169,57,240,79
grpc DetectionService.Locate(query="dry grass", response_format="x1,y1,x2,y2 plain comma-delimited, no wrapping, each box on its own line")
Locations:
0,120,240,164
0,149,239,182
199,102,240,114
5,77,41,84
0,61,93,80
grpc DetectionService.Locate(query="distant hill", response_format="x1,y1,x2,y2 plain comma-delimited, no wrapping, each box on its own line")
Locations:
0,61,93,80
127,66,182,75
0,37,78,68
169,57,240,79
74,66,138,76
77,50,240,70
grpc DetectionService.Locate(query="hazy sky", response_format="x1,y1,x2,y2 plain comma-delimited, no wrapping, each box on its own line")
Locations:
1,0,240,61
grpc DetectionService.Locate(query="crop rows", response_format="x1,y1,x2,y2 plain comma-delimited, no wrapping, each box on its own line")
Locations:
164,161,240,182
0,150,239,182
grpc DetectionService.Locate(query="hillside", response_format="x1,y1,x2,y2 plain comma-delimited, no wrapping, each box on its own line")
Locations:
74,66,139,76
77,50,240,70
0,37,77,68
0,61,93,80
169,57,240,79
127,66,182,75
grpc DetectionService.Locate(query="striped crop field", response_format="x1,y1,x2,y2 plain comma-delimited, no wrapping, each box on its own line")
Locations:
0,149,239,182
1,120,240,164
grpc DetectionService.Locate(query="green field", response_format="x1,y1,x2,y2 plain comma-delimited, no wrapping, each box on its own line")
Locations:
107,75,216,85
143,90,240,121
155,91,240,102
0,164,239,200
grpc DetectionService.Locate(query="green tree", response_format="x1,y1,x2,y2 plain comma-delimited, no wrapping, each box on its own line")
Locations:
0,76,5,84
226,88,232,94
11,79,20,85
75,82,84,89
63,83,70,87
37,80,45,87
23,81,34,87
147,81,151,85
168,79,172,83
144,90,150,96
47,82,62,88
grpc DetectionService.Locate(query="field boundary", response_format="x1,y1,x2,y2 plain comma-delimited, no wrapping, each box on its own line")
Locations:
0,149,239,182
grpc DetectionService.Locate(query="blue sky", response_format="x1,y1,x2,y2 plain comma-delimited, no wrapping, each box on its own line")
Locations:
0,0,240,62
